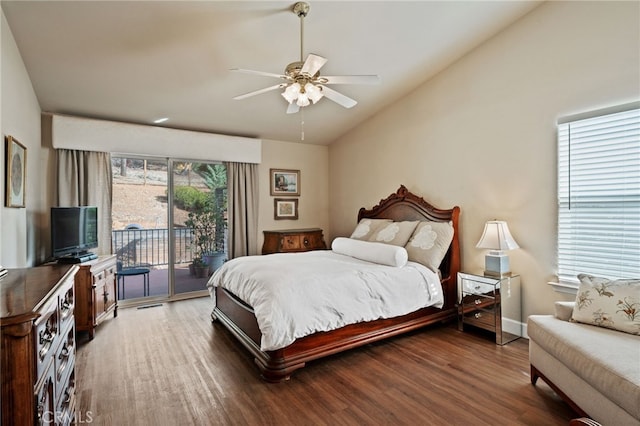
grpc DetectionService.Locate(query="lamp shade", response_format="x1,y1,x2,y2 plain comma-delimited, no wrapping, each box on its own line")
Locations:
476,221,519,251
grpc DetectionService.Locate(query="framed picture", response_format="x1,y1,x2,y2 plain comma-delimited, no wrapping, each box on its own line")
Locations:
5,136,26,208
274,198,298,220
270,168,300,196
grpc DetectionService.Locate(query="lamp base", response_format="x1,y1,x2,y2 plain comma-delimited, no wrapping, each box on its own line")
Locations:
484,251,512,277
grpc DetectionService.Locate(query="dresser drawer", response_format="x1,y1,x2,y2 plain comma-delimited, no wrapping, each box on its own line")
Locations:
59,281,75,333
262,228,326,254
55,324,75,403
55,368,76,426
34,299,59,381
280,235,302,250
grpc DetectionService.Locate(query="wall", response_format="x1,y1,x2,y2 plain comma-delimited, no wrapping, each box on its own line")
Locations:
328,1,640,320
258,139,329,251
1,11,45,267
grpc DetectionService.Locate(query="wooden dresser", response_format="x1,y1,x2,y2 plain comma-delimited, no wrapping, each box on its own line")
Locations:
0,263,79,426
74,255,118,339
262,228,326,254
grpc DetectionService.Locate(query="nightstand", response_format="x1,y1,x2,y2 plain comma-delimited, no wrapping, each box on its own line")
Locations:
262,228,327,254
457,272,521,345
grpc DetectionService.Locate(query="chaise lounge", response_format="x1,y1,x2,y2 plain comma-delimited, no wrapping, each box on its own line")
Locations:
528,297,640,425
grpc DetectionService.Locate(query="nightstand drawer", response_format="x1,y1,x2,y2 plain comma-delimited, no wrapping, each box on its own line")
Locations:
462,307,496,331
461,293,494,308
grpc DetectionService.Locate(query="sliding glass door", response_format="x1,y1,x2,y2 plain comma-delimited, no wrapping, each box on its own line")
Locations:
111,157,170,301
172,161,227,295
111,156,227,302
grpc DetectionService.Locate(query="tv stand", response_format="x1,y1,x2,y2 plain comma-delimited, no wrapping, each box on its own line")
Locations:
57,252,98,264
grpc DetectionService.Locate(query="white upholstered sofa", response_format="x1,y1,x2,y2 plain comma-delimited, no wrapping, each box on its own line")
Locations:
528,301,640,425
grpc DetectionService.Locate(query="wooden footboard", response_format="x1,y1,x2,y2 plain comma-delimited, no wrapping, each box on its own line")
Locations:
214,286,457,382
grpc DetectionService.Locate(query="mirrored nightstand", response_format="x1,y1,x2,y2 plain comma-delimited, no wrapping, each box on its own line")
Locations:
457,272,521,345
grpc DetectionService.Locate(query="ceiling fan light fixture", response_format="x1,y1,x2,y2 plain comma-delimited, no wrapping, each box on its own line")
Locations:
305,83,323,103
296,92,310,107
282,83,301,103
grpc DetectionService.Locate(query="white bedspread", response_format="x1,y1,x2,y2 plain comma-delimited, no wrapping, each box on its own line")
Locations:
206,250,443,351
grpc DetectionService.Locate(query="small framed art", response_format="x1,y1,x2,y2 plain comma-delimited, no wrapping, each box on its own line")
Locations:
5,136,26,208
270,168,300,196
274,198,298,220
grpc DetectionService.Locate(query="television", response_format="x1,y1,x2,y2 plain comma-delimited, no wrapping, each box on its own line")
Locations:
51,206,99,263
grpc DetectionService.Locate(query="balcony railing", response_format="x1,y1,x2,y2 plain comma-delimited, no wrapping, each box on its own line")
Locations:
112,228,194,269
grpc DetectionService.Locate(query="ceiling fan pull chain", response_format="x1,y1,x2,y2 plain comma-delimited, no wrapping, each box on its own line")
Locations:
301,109,305,141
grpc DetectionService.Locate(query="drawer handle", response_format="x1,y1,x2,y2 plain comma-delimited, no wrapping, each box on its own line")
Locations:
474,313,482,319
474,299,482,305
39,328,55,345
474,285,481,290
58,345,70,360
303,238,309,246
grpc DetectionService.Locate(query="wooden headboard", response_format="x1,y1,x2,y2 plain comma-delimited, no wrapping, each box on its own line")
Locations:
358,185,461,309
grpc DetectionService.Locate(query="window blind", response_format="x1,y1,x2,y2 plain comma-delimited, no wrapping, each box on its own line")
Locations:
557,107,640,283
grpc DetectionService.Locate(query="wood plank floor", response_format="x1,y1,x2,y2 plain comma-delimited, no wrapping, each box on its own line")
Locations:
75,297,575,425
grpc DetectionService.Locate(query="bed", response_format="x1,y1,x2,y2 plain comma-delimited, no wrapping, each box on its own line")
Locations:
208,185,460,382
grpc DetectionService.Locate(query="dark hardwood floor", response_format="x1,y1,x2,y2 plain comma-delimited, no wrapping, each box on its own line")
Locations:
75,297,575,425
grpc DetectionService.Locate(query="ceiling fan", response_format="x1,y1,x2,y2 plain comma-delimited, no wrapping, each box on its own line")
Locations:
231,1,380,114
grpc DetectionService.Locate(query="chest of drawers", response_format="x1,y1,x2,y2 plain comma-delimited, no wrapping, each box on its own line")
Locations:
74,255,118,339
1,264,79,425
457,272,521,345
262,228,326,254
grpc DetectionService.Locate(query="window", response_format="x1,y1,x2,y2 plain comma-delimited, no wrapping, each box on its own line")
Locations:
557,104,640,284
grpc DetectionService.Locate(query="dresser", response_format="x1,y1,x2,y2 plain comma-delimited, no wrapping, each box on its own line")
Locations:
0,263,79,426
457,272,521,345
74,255,118,339
262,228,326,254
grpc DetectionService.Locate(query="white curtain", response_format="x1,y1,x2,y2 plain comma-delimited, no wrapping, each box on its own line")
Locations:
57,149,112,255
226,162,259,258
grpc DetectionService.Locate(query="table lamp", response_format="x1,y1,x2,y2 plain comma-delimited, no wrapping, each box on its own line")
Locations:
476,220,519,277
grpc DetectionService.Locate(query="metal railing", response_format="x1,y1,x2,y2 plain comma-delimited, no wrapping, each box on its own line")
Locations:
112,228,194,269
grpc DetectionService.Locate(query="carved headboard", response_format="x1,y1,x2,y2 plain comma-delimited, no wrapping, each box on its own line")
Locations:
358,185,461,309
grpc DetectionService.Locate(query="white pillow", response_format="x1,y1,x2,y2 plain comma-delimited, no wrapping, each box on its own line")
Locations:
332,237,408,267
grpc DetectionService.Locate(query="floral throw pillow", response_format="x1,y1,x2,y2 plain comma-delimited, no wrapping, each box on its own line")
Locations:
404,221,454,272
572,274,640,335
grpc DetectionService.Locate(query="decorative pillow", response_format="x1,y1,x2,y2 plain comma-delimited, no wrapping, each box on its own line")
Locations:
331,237,408,267
572,274,640,335
367,221,419,247
404,221,454,272
349,219,391,241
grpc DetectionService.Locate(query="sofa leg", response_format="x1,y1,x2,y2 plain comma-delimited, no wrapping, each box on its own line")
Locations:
530,364,539,385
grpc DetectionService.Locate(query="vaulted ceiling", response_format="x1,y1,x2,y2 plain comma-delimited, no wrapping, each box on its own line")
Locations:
2,1,540,145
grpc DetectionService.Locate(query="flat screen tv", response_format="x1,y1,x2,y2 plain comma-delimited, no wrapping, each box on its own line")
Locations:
51,206,98,263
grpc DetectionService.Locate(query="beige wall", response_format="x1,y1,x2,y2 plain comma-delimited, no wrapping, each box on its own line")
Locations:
258,139,329,252
328,1,640,320
1,11,47,267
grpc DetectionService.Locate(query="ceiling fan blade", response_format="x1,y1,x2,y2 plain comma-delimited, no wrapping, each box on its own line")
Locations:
301,54,328,76
318,85,357,109
230,68,287,80
322,75,380,85
233,83,287,100
286,102,300,114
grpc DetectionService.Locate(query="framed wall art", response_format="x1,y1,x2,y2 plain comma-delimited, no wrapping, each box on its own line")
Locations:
270,168,300,196
5,136,26,208
274,198,298,220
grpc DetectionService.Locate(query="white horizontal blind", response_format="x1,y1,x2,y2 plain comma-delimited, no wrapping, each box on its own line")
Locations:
557,107,640,283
